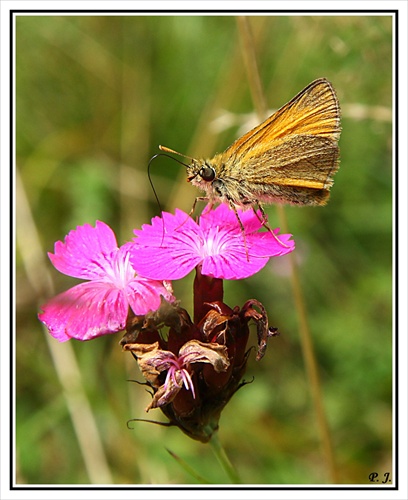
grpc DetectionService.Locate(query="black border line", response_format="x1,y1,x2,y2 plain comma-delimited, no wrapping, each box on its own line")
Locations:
10,5,15,494
394,7,399,492
10,8,399,492
10,9,399,14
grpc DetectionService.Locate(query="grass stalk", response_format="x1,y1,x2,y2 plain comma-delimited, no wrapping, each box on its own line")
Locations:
236,15,339,484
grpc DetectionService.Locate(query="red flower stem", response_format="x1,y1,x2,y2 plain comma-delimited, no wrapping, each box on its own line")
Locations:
193,265,224,324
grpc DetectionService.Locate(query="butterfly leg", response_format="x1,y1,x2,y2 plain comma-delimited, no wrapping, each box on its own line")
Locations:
228,201,250,261
189,196,212,217
173,197,212,233
253,202,291,249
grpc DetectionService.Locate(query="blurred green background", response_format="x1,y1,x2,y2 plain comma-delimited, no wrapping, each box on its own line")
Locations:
15,15,393,485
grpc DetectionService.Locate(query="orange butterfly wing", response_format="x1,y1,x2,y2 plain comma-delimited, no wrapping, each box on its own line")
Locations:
224,78,340,162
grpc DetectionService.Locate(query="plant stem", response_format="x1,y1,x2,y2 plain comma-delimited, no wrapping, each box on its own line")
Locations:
210,432,240,484
193,264,224,324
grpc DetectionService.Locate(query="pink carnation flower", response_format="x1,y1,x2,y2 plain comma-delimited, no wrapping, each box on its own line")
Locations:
130,204,295,281
38,221,174,342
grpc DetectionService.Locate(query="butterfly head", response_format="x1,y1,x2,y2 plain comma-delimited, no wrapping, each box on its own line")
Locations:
187,159,216,183
187,159,231,203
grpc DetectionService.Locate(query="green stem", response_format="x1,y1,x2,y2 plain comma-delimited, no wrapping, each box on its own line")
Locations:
209,432,240,484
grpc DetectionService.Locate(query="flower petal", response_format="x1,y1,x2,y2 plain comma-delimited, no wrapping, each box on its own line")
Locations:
247,230,295,257
200,227,294,279
149,374,184,410
122,342,166,386
125,277,175,315
38,281,128,341
130,206,295,281
199,203,263,233
48,221,119,280
179,340,229,372
131,209,203,280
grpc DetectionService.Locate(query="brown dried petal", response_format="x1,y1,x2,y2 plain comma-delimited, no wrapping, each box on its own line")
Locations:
198,308,230,342
123,341,169,387
140,297,184,332
179,340,230,372
147,371,184,411
241,299,272,361
121,298,192,346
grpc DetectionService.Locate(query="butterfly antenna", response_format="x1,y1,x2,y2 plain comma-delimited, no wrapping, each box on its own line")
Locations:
147,150,192,245
159,144,194,162
147,151,192,208
147,154,165,215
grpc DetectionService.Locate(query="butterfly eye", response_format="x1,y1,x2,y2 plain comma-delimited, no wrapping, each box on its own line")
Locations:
199,165,216,182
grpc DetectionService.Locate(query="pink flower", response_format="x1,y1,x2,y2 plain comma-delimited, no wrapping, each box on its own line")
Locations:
130,204,295,280
38,221,174,342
